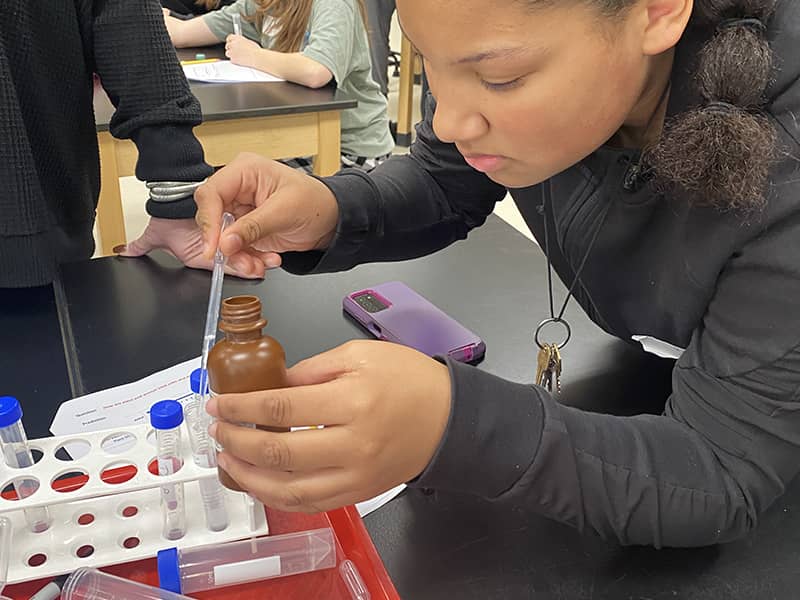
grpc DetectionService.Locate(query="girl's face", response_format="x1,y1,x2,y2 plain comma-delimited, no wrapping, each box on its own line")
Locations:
398,0,677,188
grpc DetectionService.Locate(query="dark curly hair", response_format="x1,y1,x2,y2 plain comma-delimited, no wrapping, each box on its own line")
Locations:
535,0,780,211
647,1,780,211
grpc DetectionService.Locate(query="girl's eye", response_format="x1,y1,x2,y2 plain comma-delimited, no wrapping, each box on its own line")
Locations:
480,77,524,91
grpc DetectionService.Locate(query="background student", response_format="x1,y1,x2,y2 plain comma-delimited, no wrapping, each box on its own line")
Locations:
164,0,394,172
0,0,258,288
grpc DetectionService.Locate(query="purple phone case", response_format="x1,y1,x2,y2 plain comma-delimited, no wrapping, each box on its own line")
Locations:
342,281,486,362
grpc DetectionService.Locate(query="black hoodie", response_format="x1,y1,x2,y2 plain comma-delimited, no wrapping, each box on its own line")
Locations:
284,1,800,546
0,1,212,288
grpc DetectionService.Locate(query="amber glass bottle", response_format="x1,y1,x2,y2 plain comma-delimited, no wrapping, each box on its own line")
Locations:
208,295,288,491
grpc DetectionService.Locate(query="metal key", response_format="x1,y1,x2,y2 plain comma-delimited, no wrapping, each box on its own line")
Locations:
549,343,562,394
535,344,553,388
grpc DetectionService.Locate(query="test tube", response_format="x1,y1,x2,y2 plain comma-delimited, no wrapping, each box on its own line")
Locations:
61,568,194,600
150,400,186,541
0,397,51,533
185,369,228,531
157,527,336,594
0,516,12,596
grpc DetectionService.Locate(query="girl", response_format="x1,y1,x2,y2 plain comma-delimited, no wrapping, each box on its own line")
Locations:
163,0,395,172
193,0,799,548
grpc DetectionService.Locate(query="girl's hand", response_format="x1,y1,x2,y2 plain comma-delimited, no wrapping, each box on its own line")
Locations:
225,34,262,68
206,340,453,513
194,153,340,270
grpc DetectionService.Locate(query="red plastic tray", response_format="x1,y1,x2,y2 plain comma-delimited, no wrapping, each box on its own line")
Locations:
4,470,399,599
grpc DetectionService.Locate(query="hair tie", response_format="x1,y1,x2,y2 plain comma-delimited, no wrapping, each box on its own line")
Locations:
704,100,738,115
717,17,766,35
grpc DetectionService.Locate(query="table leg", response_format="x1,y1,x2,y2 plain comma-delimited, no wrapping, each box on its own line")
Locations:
396,34,416,147
96,132,128,256
313,110,342,176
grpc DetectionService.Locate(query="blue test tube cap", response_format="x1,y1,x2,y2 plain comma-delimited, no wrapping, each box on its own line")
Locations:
157,547,182,593
150,400,184,430
189,368,209,394
0,396,22,428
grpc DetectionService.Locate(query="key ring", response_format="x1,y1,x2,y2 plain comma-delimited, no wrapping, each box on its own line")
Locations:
534,317,571,350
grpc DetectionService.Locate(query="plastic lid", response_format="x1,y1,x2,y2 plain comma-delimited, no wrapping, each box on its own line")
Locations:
0,397,22,428
149,400,184,430
189,369,209,394
157,547,182,593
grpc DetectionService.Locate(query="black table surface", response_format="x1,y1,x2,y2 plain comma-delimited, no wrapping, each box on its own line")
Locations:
94,46,357,130
7,215,800,598
0,286,72,439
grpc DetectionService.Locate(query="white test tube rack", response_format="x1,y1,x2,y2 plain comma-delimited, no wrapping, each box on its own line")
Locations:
0,423,268,585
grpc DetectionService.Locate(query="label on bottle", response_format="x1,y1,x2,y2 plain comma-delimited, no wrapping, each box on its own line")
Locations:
213,555,281,586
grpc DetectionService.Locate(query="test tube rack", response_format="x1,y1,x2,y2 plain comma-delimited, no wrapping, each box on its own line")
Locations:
0,423,268,585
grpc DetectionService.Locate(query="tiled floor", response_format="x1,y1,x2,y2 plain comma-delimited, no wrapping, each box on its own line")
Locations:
104,15,533,253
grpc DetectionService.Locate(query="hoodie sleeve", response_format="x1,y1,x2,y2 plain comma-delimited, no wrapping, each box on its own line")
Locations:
280,93,507,273
411,154,800,547
92,0,213,218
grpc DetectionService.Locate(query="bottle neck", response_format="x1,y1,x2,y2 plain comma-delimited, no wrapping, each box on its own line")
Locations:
218,296,267,342
224,329,263,343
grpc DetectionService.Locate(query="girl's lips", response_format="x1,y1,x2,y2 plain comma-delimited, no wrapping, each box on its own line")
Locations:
463,154,506,173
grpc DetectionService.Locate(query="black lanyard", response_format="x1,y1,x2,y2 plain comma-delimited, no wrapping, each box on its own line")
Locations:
535,82,672,351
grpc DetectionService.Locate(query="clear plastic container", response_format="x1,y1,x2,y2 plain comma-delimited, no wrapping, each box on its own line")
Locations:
157,527,337,594
186,368,228,532
0,516,12,595
61,567,194,600
150,400,186,541
0,397,51,533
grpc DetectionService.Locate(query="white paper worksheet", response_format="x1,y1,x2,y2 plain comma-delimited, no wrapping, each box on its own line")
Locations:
183,60,284,83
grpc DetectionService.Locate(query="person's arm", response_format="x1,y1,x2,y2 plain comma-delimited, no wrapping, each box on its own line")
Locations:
409,163,800,546
223,0,348,88
280,93,508,273
92,0,212,219
197,0,261,46
163,10,220,47
244,47,332,88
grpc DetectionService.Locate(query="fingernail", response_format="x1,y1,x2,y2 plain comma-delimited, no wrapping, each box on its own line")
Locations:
206,396,218,416
265,256,281,269
224,233,243,252
216,453,227,469
112,244,127,254
208,422,218,439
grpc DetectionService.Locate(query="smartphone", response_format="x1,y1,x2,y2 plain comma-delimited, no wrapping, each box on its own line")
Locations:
342,281,486,363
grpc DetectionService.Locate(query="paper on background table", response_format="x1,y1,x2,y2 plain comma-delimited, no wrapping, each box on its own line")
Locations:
50,358,403,516
183,60,284,83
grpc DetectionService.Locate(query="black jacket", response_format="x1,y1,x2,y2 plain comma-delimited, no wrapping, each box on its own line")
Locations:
285,1,800,546
0,1,212,288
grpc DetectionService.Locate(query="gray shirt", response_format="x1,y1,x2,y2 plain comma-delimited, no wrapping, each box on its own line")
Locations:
204,0,394,158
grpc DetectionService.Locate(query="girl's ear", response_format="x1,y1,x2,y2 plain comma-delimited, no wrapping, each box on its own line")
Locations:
638,0,693,56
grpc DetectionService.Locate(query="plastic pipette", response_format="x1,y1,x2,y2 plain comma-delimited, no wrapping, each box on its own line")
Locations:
197,212,235,416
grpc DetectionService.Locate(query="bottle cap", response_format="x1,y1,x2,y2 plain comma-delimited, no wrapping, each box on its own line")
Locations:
149,400,184,430
0,397,22,428
157,547,182,593
189,369,209,394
